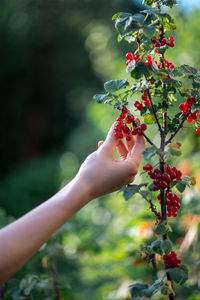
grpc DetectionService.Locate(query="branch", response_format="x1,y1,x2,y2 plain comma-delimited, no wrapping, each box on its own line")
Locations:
147,88,163,133
146,198,161,219
143,133,155,146
52,259,61,300
165,117,186,145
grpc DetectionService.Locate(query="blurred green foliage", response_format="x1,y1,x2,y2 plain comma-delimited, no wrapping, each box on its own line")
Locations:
1,0,200,299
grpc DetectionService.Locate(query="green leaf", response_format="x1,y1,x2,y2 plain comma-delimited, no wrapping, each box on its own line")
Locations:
104,98,114,104
181,64,198,77
143,146,158,160
132,13,145,24
193,79,200,88
155,223,166,235
182,175,196,186
129,283,148,297
122,185,140,201
156,45,167,54
140,190,150,198
130,61,151,80
148,183,155,191
93,93,109,103
114,13,137,35
168,268,182,283
112,12,121,20
161,240,172,254
169,265,188,284
143,113,155,124
104,79,129,93
162,0,177,8
176,181,186,193
151,239,162,254
162,78,181,87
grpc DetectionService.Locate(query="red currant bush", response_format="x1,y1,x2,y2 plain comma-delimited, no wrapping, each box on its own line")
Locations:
93,0,197,298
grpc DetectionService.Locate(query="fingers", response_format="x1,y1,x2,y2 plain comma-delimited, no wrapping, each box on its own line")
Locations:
98,140,104,148
116,139,128,160
130,134,146,162
100,123,118,156
125,134,135,152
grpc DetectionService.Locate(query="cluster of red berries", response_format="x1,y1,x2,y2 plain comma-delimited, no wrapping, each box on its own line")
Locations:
125,52,141,66
143,164,182,191
163,251,181,269
132,123,147,136
157,192,180,218
114,106,147,139
134,92,150,111
179,96,197,115
151,36,175,48
145,55,153,66
179,96,200,134
141,93,150,106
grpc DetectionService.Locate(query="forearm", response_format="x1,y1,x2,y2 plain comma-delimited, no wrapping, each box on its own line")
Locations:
0,177,91,284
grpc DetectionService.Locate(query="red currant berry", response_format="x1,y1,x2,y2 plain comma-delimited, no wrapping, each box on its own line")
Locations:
126,52,134,60
126,114,134,124
169,36,174,42
142,94,148,101
140,124,147,131
126,135,131,141
151,36,157,44
143,164,153,171
196,128,200,135
161,39,167,45
122,106,128,114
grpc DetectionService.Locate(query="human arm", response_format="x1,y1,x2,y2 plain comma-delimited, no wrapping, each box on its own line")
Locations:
0,124,145,284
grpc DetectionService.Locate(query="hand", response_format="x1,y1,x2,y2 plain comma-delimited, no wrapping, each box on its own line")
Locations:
75,123,146,200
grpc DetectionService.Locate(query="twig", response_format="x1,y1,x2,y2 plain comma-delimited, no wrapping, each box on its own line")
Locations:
147,88,163,133
165,117,186,145
146,198,161,219
52,259,61,300
143,133,155,146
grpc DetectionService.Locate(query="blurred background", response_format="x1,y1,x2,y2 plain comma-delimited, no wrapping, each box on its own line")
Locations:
1,0,200,299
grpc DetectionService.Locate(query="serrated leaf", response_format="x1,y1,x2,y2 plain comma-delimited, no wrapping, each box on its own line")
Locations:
163,78,181,87
151,239,162,254
155,223,166,235
169,265,188,284
140,190,150,198
112,12,121,20
104,98,113,104
193,79,200,88
182,175,196,186
148,183,155,191
176,181,186,193
143,113,155,124
181,64,198,77
122,185,140,200
93,93,109,103
132,13,145,24
156,45,167,54
143,146,158,160
161,240,172,254
130,61,151,79
104,79,129,93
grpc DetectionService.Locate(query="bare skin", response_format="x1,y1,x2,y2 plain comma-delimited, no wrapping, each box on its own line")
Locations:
0,124,145,284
